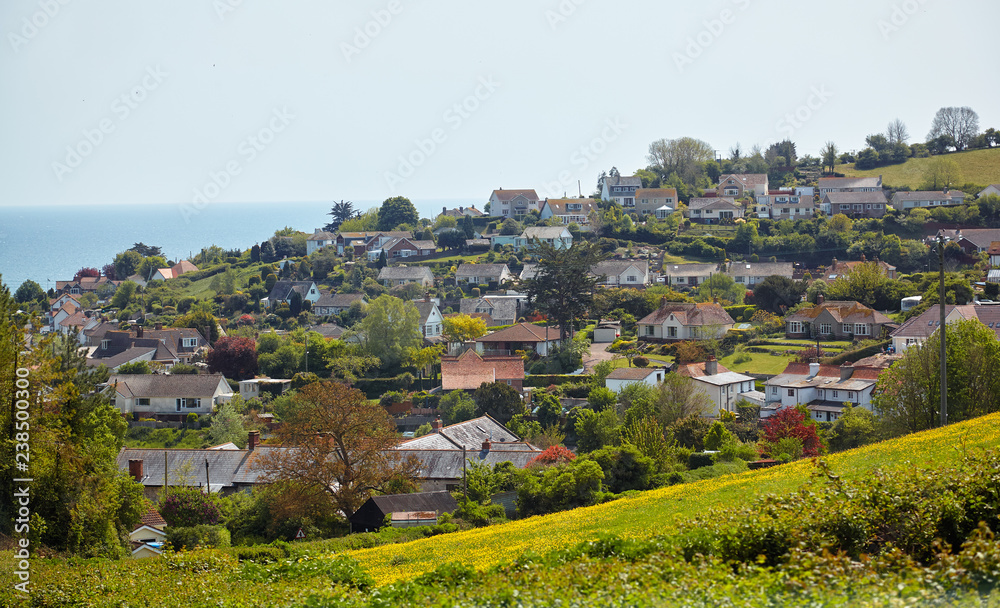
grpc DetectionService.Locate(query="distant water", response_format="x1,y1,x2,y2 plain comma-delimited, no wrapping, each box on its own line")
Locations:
0,199,472,292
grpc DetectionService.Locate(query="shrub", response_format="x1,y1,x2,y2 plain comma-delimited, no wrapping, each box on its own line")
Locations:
632,356,649,368
687,452,715,470
230,545,285,563
166,525,231,550
160,488,222,527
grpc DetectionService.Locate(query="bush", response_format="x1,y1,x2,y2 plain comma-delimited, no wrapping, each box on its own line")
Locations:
632,356,649,368
160,488,223,527
230,545,285,563
687,452,715,470
166,525,231,550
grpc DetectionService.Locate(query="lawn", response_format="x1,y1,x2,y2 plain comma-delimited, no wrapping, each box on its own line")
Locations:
720,350,795,375
759,338,853,348
835,147,1000,190
607,354,673,369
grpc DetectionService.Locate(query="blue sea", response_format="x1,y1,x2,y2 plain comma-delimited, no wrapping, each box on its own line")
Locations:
0,199,471,291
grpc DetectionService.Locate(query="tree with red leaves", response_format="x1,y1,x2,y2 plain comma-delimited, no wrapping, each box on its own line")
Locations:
101,264,117,280
526,445,576,468
206,336,259,381
73,267,100,282
761,406,823,457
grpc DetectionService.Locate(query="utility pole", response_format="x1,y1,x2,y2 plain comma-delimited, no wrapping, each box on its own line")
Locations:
205,458,211,494
938,235,947,427
462,446,467,500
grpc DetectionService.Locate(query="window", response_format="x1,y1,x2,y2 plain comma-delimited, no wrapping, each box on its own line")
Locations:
843,324,852,334
676,277,685,283
626,275,637,283
848,392,854,399
820,323,831,334
735,276,744,283
137,398,150,406
771,387,778,395
176,398,200,410
183,337,198,348
788,321,803,333
787,389,794,397
832,390,839,398
855,323,869,336
667,326,677,338
101,339,110,350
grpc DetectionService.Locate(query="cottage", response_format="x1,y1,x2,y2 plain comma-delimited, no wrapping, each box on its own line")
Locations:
441,349,525,391
637,302,735,341
820,191,887,218
87,327,190,371
349,491,458,533
978,185,1000,198
106,373,233,420
538,198,599,224
686,197,743,224
368,237,436,261
784,300,893,341
604,367,665,393
890,190,965,211
335,231,408,255
306,229,338,255
313,292,366,316
633,188,677,217
377,266,435,288
488,189,541,218
439,204,485,218
239,377,292,401
454,264,513,286
764,362,880,422
716,174,769,198
55,275,120,296
476,322,563,356
591,260,650,287
150,261,199,282
265,281,321,307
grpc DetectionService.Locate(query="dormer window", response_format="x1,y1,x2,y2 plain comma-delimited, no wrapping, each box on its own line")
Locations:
101,339,110,350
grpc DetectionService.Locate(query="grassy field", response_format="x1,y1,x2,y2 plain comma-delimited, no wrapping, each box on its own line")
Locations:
719,350,795,375
835,147,1000,190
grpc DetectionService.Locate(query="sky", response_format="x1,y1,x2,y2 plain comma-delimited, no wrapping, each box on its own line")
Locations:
1,0,997,211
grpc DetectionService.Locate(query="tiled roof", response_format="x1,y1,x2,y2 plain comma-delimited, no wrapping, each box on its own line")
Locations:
606,367,662,381
492,189,539,202
267,281,316,302
689,197,739,210
413,300,440,325
664,263,718,276
634,188,677,199
725,262,794,278
892,190,964,201
377,266,434,281
823,191,888,204
786,301,893,325
455,264,510,279
477,323,562,343
543,198,599,216
171,260,199,275
441,350,524,390
818,176,882,189
718,174,768,188
890,305,1000,340
638,302,735,327
107,374,230,399
139,507,167,529
308,230,338,241
399,415,525,451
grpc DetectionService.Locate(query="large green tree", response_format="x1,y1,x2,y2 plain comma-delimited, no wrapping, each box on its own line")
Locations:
473,381,526,425
13,280,45,304
751,275,805,315
377,196,419,231
519,239,607,341
324,199,355,232
355,295,420,370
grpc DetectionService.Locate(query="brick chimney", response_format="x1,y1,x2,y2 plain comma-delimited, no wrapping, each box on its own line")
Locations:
247,431,260,450
136,325,143,338
817,293,825,305
155,322,163,330
431,418,442,432
482,440,491,451
704,355,718,376
840,363,853,382
442,206,447,215
128,459,144,482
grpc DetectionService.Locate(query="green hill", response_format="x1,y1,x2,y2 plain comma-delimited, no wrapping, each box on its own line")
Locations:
834,147,1000,191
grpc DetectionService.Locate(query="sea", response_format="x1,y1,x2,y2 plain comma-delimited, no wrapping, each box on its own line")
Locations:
0,199,472,292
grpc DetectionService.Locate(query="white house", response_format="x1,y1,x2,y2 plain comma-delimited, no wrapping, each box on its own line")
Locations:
306,230,338,255
660,263,719,288
763,362,880,422
454,264,513,286
265,281,321,307
518,226,573,250
106,374,233,419
538,198,599,224
757,193,816,220
489,189,541,218
239,377,292,401
377,266,435,288
724,261,795,287
686,197,743,224
890,190,965,211
637,302,735,341
817,176,882,198
604,367,666,393
889,304,1000,353
591,260,650,287
600,175,642,207
414,297,444,340
978,185,1000,198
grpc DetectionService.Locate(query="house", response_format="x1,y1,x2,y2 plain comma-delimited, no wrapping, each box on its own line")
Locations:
129,506,168,555
439,204,485,218
312,323,347,340
890,190,965,211
716,174,769,199
934,228,1000,254
368,237,436,261
476,322,563,356
349,491,458,533
488,189,541,218
820,191,888,218
335,231,409,255
313,293,366,316
306,229,338,255
978,185,1000,198
822,258,897,281
414,296,444,340
889,305,1000,352
149,261,199,282
265,281,321,307
604,367,665,393
518,226,573,250
758,193,816,220
395,416,541,492
638,301,735,341
764,362,881,422
239,377,293,401
686,197,743,224
784,300,894,340
441,349,525,391
661,263,718,288
678,357,758,415
459,296,519,327
454,264,513,286
591,260,650,287
377,266,435,288
55,275,120,296
724,261,795,287
600,175,642,207
633,188,677,217
106,373,233,420
989,242,1000,267
817,175,883,198
538,198,599,224
87,328,186,371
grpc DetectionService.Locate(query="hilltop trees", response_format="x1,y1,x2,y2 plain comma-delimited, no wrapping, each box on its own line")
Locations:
324,200,355,232
377,196,419,231
927,106,979,151
355,295,420,369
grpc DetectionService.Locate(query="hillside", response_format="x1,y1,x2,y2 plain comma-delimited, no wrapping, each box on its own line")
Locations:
834,147,1000,191
7,413,999,607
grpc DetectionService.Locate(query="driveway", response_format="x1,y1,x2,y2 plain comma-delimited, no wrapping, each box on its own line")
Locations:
582,340,618,373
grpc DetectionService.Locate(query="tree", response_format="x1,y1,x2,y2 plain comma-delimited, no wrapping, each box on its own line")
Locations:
927,106,979,150
703,420,735,450
442,314,488,344
116,361,152,374
752,276,805,315
377,196,419,231
855,147,880,170
887,118,909,145
376,249,388,270
260,240,276,263
473,381,526,425
439,390,477,425
820,141,838,174
695,273,745,305
173,307,219,343
208,399,248,447
206,336,259,380
824,262,892,309
761,406,823,457
921,158,963,190
646,137,714,187
574,407,621,452
827,405,879,451
73,267,100,282
110,280,137,310
519,240,606,342
129,242,162,258
324,200,355,232
13,280,45,304
654,373,713,425
462,214,474,239
437,229,465,251
256,381,419,516
113,250,143,280
355,295,420,370
587,386,616,411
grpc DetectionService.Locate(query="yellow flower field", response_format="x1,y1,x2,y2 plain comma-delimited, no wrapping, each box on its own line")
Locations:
348,413,1000,586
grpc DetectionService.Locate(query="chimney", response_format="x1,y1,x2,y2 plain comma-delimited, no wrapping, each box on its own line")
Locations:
155,322,163,331
443,206,447,215
424,292,431,302
482,440,491,451
128,459,144,482
431,418,442,432
840,363,853,382
136,325,143,338
817,293,825,305
808,362,820,378
247,431,260,450
704,356,718,376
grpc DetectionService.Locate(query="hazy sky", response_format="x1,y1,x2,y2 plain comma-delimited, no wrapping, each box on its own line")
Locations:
1,0,997,210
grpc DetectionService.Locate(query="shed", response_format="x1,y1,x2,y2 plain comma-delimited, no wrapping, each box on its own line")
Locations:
593,320,621,343
349,491,458,533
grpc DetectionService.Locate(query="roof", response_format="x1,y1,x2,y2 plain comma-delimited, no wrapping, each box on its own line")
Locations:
692,371,756,386
786,301,893,325
542,198,599,217
606,367,663,381
891,305,1000,340
634,188,677,199
602,175,642,188
267,281,316,302
818,176,882,189
441,350,524,390
394,448,542,480
314,292,366,309
107,374,231,399
455,264,510,279
308,230,338,241
675,361,732,377
664,263,718,276
362,491,458,517
726,261,794,278
477,323,562,343
398,415,526,451
718,174,768,188
312,323,346,339
138,507,168,529
522,226,571,240
822,191,888,204
638,302,735,327
945,228,1000,249
413,300,440,325
519,263,539,281
892,190,964,201
116,448,249,491
377,266,434,281
824,259,896,278
491,189,539,202
459,297,518,323
767,362,841,387
592,259,649,278
689,197,739,210
171,260,199,275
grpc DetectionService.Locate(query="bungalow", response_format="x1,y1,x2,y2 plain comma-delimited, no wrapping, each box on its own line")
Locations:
724,261,794,287
265,281,321,307
758,193,816,220
889,304,1000,352
661,263,718,288
686,197,743,224
820,191,888,218
633,188,677,217
600,175,642,207
817,175,882,198
488,189,541,218
306,229,338,255
716,174,769,199
313,292,366,316
87,328,186,370
518,226,573,250
637,301,735,341
239,377,293,401
591,259,650,287
978,185,1000,198
677,357,758,415
106,373,233,419
55,275,120,296
368,237,436,261
784,300,893,341
890,190,966,211
459,296,519,327
441,349,525,392
933,228,1000,254
822,258,896,281
539,198,599,224
764,362,880,422
439,204,485,218
604,367,665,393
414,296,444,340
378,266,435,288
349,491,458,533
476,322,563,356
454,263,513,286
149,261,199,282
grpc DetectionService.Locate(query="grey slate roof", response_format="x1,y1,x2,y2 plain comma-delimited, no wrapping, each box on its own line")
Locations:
455,264,510,280
366,491,458,515
591,259,649,278
398,415,524,451
378,266,434,282
689,197,739,211
823,191,888,204
459,297,518,324
107,374,230,398
117,448,249,492
396,449,541,480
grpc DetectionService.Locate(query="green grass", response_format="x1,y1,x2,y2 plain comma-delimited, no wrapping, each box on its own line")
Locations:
835,147,1000,190
760,338,853,348
720,350,796,375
